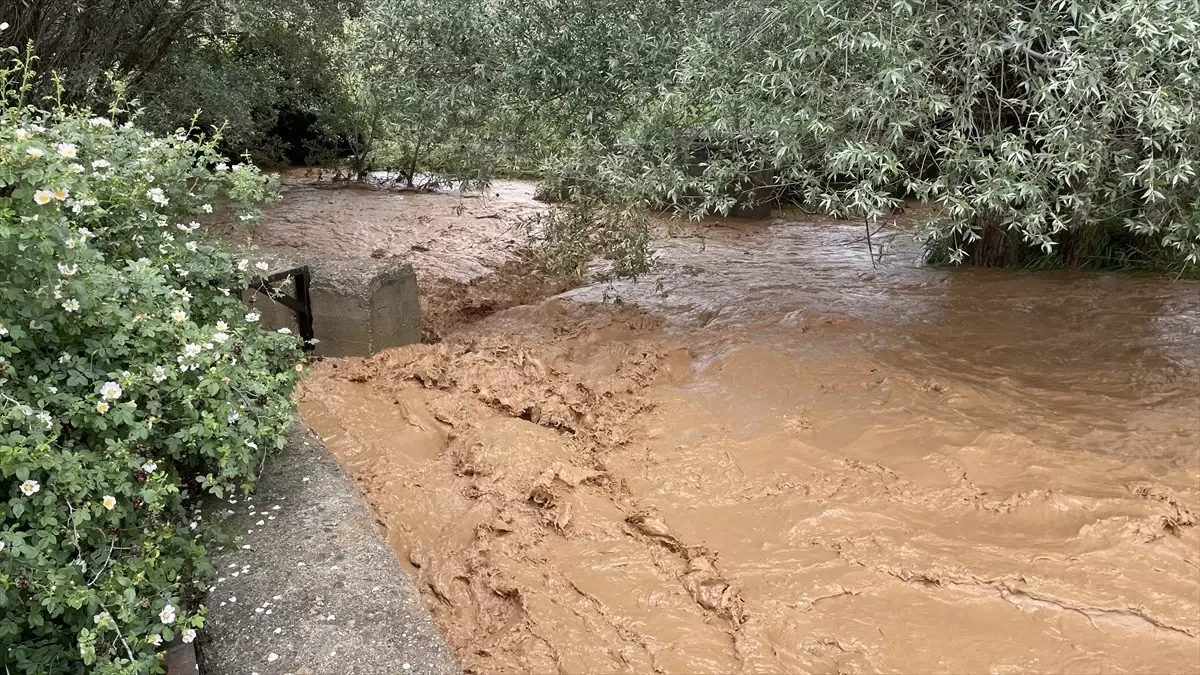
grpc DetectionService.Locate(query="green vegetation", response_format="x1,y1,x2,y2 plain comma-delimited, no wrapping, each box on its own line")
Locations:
9,0,1198,272
3,0,359,165
2,1,1197,670
0,52,302,672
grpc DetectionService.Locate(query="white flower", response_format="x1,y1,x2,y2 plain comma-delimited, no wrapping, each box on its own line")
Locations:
236,259,249,272
216,320,229,331
186,241,198,252
159,604,176,625
61,299,80,312
147,188,169,206
100,381,122,400
0,541,5,553
58,262,78,276
34,190,54,205
101,495,116,510
91,159,111,170
245,311,260,323
277,327,292,335
35,411,52,429
78,227,94,238
142,461,157,473
49,386,58,394
88,117,113,128
26,147,44,159
202,204,213,213
152,365,167,383
171,308,187,323
19,480,39,496
68,163,85,173
213,331,230,344
148,634,163,646
56,143,77,159
215,162,228,172
255,261,269,272
14,128,29,139
52,187,69,201
96,401,110,414
0,22,8,31
183,343,202,358
66,237,79,249
94,611,110,626
294,363,304,372
182,628,197,644
0,324,7,336
189,521,198,530
228,410,239,424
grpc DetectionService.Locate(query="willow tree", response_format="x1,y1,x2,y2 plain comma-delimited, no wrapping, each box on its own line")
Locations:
336,0,500,186
567,0,1200,270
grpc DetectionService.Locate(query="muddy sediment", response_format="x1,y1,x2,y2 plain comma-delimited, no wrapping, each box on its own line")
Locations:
214,178,579,341
298,213,1200,674
220,178,542,281
242,178,1200,673
418,256,579,342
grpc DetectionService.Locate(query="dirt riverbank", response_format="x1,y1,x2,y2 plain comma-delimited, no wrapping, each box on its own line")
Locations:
293,203,1200,673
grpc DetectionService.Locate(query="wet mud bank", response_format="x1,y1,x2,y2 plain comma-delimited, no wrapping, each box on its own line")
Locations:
299,218,1200,673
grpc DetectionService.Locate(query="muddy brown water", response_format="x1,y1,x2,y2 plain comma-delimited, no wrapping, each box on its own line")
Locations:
217,179,573,339
297,206,1200,673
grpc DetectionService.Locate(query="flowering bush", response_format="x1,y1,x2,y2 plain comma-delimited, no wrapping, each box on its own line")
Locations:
0,54,303,673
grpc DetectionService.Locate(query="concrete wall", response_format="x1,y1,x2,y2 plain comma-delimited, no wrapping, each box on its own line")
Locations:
243,248,421,358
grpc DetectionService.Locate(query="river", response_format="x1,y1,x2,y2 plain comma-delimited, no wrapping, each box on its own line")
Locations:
295,200,1200,673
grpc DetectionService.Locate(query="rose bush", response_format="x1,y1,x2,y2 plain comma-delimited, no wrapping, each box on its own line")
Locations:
0,52,303,673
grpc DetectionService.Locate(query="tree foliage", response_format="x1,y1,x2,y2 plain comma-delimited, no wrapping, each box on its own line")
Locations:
8,0,1198,268
2,0,359,164
331,0,1200,270
334,0,497,185
507,0,1200,269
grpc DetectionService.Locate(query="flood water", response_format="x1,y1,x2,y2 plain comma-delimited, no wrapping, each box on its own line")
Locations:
299,211,1200,673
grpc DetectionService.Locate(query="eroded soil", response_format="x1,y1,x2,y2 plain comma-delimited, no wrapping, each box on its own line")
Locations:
296,212,1200,673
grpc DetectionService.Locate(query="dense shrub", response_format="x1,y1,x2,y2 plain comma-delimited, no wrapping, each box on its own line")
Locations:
0,54,302,673
3,0,359,164
551,0,1200,270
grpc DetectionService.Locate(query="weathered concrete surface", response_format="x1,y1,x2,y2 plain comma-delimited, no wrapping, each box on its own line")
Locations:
241,246,422,357
198,425,460,675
